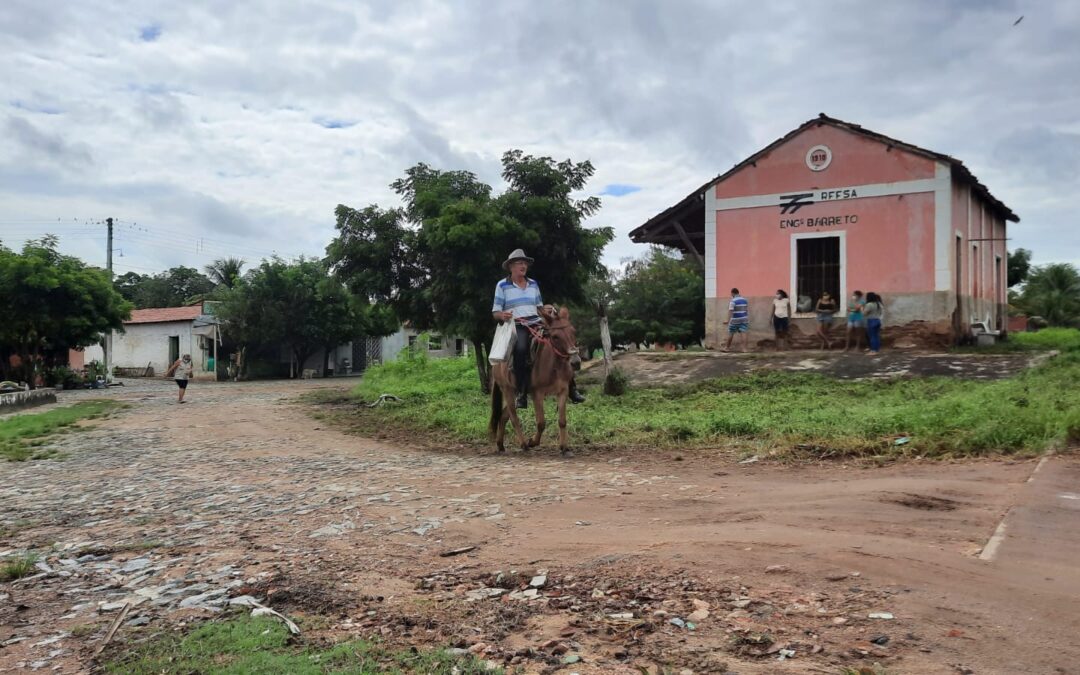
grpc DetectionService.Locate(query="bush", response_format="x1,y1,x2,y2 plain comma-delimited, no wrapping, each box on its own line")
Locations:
44,366,84,389
603,367,628,396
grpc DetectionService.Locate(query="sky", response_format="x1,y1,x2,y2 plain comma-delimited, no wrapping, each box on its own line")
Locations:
1,0,1078,278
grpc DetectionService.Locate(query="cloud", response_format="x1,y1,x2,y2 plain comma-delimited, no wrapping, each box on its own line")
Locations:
599,184,642,198
11,100,63,115
5,116,93,168
0,0,1077,273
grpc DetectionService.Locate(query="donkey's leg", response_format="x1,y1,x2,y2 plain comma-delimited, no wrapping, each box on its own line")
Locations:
557,391,571,456
529,394,545,448
503,384,529,451
495,405,509,453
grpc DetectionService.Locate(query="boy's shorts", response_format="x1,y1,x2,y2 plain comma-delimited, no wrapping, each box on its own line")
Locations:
728,323,749,334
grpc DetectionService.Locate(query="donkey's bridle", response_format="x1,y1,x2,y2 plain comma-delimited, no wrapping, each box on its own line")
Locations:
517,319,578,361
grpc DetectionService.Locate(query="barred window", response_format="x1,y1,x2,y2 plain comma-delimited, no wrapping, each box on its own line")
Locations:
796,237,840,313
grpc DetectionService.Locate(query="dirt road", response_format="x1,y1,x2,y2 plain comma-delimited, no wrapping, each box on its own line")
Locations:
1,379,1076,674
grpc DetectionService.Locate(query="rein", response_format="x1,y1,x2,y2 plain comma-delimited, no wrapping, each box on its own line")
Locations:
516,318,578,360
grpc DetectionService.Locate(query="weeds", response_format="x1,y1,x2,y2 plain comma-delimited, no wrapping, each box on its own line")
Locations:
343,329,1080,458
953,327,1080,354
0,552,39,581
0,400,126,461
101,614,500,674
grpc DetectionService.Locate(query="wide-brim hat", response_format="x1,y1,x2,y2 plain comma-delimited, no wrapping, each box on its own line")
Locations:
502,248,535,270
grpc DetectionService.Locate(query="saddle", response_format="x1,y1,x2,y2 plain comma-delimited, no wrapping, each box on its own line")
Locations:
508,323,547,372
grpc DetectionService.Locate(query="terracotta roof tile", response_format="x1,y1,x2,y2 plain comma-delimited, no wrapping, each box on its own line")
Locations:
125,306,203,324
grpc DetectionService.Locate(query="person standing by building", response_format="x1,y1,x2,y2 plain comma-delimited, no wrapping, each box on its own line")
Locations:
815,291,838,350
863,292,885,354
724,288,750,352
844,290,866,351
164,354,194,403
772,290,791,351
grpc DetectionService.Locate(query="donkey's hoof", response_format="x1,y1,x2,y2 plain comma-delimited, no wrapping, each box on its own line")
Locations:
560,448,574,458
495,444,505,454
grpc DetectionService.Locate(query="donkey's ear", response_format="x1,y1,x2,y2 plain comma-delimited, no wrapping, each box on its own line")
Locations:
558,306,570,321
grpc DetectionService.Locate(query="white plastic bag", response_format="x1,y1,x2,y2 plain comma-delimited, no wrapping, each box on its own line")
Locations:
488,321,515,365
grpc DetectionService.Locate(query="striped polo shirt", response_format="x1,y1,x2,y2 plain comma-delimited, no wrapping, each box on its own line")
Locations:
493,278,543,325
729,295,749,325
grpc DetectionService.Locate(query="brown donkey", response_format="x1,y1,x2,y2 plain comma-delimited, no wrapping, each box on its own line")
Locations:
489,307,582,456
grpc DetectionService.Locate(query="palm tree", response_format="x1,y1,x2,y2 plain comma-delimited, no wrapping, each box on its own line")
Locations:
1018,263,1080,327
205,257,245,289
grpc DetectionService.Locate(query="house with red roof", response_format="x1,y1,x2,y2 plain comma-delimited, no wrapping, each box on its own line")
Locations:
108,302,221,379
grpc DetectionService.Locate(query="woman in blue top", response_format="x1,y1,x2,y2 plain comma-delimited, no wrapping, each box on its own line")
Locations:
492,249,585,409
844,290,866,351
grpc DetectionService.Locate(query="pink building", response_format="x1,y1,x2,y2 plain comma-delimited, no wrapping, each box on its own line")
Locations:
631,114,1018,349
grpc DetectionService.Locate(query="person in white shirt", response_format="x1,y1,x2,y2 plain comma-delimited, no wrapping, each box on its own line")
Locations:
772,289,792,351
164,354,194,403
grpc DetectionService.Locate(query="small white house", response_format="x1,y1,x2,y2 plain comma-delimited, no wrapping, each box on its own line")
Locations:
112,305,220,379
290,327,468,377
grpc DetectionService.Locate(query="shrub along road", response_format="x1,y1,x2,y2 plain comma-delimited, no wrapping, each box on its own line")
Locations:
0,377,1077,674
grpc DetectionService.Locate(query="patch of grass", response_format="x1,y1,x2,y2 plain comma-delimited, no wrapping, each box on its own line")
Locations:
0,552,39,581
345,344,1080,458
114,538,164,553
0,399,125,461
840,666,891,675
953,327,1080,354
70,622,102,638
101,614,500,674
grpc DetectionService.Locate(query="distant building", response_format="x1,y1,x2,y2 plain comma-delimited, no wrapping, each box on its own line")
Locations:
631,114,1018,348
111,304,220,379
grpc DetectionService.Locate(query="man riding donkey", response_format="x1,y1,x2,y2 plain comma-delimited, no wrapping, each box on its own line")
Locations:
489,249,585,456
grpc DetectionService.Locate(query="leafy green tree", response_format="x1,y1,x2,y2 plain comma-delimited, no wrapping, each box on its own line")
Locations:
611,247,705,348
1017,263,1080,327
114,266,215,308
1008,248,1032,287
328,151,613,392
205,257,245,289
217,258,394,378
0,237,131,386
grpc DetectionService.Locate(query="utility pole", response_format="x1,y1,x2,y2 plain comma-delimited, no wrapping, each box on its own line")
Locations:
106,217,114,275
105,218,114,383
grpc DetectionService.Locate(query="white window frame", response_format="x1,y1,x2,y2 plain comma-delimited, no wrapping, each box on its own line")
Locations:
789,231,847,318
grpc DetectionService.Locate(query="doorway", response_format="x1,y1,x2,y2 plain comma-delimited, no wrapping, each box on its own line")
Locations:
168,336,180,366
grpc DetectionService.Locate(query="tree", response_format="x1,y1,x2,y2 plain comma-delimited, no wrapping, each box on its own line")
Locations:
1016,263,1080,327
205,257,245,289
1008,248,1032,287
0,237,131,386
611,247,705,348
216,258,395,378
327,151,613,392
114,266,215,308
577,269,619,366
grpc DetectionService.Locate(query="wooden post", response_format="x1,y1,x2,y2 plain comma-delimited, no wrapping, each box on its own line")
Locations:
673,220,705,268
213,325,219,381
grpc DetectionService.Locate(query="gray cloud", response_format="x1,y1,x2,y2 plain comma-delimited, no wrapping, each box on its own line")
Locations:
0,0,1077,271
6,116,93,168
